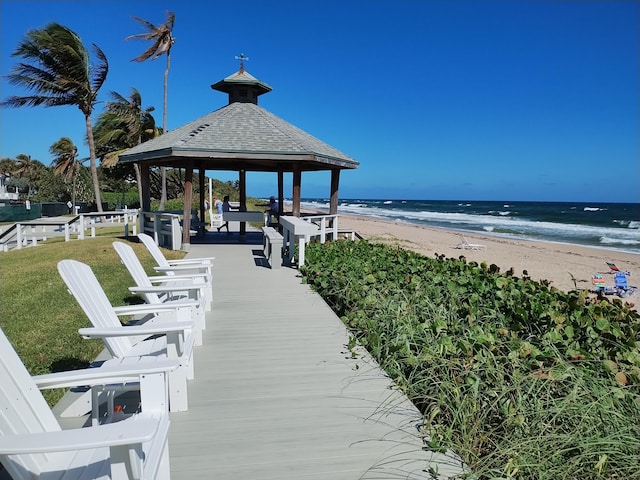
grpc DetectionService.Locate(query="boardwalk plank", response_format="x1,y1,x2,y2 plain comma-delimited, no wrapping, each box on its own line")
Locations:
168,242,463,479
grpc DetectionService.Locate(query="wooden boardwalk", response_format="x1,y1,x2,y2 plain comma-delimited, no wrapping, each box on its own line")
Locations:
169,241,463,479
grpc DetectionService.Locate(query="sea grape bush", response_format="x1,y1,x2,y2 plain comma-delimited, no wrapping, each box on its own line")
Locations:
300,240,640,479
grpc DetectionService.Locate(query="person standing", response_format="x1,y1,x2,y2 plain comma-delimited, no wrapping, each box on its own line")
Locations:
210,196,223,230
214,196,223,215
217,195,236,233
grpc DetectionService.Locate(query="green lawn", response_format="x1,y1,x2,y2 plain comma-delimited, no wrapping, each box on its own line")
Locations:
0,230,186,405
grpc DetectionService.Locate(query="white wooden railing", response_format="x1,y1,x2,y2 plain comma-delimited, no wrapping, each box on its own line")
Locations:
300,214,339,243
1,210,139,252
141,211,183,250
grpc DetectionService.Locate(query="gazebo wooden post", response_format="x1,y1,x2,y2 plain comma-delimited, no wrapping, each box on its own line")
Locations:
292,165,301,217
140,163,151,212
198,166,206,233
329,168,340,215
277,169,284,215
182,160,194,249
239,169,247,235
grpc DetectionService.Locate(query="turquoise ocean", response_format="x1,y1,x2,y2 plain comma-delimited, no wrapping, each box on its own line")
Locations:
299,199,640,255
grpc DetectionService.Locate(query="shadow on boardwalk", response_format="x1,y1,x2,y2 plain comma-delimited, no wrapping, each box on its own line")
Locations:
171,243,464,479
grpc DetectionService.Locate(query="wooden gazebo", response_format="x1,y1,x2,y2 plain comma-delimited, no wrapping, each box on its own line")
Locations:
118,61,359,247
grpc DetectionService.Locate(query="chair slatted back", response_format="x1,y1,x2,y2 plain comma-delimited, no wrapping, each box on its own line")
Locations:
0,327,60,477
113,241,163,304
138,233,172,271
57,260,133,358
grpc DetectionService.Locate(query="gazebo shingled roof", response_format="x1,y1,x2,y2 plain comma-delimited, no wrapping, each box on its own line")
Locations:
117,64,359,247
119,102,359,171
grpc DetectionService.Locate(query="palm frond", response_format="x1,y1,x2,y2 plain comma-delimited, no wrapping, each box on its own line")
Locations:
126,11,175,62
2,94,67,108
101,149,128,168
130,42,163,62
2,22,106,114
151,37,172,60
90,44,109,93
128,16,158,34
108,90,129,104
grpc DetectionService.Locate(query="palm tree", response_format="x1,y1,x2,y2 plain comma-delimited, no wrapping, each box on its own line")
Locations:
12,154,37,179
1,23,108,211
12,154,45,196
0,158,16,175
126,11,175,210
49,137,82,209
93,88,157,207
50,137,78,180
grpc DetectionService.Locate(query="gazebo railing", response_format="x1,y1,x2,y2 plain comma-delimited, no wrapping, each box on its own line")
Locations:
141,211,182,250
301,214,339,243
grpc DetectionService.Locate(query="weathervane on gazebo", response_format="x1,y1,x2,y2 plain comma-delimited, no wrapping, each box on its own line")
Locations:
235,53,249,72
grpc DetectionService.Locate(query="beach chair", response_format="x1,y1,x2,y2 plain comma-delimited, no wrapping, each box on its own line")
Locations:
592,274,606,292
113,240,206,346
592,274,615,295
605,262,631,276
455,234,486,251
0,325,175,480
138,233,214,309
58,259,196,412
614,272,637,297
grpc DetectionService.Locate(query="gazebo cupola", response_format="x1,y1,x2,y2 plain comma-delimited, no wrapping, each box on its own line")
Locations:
210,54,272,105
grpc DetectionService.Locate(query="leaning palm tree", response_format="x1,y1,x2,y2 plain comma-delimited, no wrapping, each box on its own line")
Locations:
126,11,175,210
50,137,82,209
49,137,78,180
12,154,41,196
2,23,108,211
13,154,49,197
12,154,37,179
93,88,157,208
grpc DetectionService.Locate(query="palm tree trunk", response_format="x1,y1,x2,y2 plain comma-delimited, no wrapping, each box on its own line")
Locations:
158,49,170,210
85,114,103,212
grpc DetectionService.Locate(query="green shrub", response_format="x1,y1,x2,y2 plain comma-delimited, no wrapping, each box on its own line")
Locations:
301,240,640,479
101,190,140,209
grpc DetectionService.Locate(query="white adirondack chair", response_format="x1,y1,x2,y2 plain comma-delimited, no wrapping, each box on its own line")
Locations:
113,241,206,346
138,233,213,309
57,259,195,412
0,326,175,480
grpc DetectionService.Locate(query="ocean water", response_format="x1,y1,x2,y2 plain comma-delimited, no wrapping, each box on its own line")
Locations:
299,199,640,254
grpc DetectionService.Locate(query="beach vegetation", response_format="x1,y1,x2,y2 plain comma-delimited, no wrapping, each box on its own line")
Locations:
301,240,640,479
2,23,109,211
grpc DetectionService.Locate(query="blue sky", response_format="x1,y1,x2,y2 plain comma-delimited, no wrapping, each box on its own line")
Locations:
1,0,638,203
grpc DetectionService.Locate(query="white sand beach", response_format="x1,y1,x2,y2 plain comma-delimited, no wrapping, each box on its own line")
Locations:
334,213,640,309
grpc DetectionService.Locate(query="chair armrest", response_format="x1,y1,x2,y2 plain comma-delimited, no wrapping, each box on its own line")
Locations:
33,358,179,390
78,322,193,339
167,257,214,265
112,303,193,316
129,285,203,296
147,273,209,283
153,266,211,275
0,413,162,454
